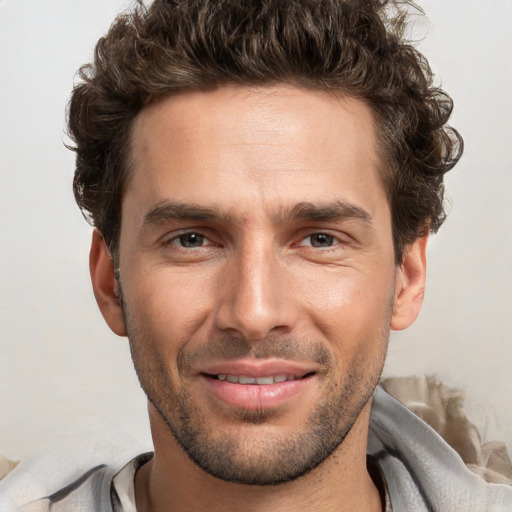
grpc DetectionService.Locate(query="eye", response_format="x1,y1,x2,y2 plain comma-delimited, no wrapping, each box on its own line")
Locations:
300,233,337,249
171,232,207,248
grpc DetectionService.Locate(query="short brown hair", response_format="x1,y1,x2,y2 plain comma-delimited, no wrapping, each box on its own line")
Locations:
68,0,463,262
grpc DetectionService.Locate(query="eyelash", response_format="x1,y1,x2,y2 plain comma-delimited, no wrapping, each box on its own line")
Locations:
164,230,346,251
167,231,214,248
298,232,342,249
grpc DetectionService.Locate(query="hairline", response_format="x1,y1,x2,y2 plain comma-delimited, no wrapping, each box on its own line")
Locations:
109,82,399,264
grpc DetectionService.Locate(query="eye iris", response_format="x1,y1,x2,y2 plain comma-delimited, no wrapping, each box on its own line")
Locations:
179,233,204,247
311,233,334,247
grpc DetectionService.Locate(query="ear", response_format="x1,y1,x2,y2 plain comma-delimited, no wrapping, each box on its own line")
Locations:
391,234,428,331
89,229,127,336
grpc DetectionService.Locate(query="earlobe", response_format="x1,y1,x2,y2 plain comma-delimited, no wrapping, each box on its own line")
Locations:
391,234,428,331
89,229,127,336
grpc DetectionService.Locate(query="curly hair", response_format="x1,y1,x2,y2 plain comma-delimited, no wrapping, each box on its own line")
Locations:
68,0,463,263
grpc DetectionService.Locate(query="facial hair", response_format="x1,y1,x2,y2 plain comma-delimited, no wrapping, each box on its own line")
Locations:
121,294,389,486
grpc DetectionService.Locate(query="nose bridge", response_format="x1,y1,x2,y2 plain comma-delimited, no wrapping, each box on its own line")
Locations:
215,236,297,339
239,241,275,313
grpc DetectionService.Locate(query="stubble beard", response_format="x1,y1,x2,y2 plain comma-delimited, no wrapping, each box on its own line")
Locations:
123,310,389,486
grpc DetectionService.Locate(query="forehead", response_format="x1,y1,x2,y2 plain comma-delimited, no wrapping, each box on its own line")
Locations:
125,85,387,223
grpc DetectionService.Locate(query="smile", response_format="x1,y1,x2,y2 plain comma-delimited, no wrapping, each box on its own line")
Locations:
200,369,316,411
215,374,302,384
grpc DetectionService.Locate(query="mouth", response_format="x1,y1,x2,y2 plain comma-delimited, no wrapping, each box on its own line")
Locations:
198,364,317,411
204,372,314,385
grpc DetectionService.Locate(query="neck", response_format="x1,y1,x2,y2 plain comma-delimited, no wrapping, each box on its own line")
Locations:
135,402,382,512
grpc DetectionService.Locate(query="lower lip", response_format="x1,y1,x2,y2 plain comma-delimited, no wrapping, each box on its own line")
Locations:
200,375,314,410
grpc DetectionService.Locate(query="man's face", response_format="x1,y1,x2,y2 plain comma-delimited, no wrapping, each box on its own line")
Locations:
112,85,402,484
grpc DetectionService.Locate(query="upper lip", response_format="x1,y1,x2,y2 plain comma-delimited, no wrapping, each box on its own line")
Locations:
197,359,318,378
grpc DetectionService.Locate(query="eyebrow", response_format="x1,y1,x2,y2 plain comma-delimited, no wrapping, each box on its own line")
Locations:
143,200,372,227
276,201,372,225
144,201,235,226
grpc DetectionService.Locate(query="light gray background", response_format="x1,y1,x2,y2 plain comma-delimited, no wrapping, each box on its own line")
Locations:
1,0,511,461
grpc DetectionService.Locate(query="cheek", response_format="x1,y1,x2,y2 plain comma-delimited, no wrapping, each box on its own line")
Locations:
296,265,395,346
123,267,216,350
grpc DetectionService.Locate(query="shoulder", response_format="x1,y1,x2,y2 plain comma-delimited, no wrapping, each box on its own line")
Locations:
369,383,512,511
0,450,138,512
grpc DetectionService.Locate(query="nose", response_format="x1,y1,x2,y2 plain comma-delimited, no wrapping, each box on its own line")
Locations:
214,244,299,340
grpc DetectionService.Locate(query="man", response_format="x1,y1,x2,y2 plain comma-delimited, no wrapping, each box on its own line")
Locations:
5,0,512,510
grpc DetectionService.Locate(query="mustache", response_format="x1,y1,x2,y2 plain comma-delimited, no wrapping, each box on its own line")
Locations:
177,336,332,374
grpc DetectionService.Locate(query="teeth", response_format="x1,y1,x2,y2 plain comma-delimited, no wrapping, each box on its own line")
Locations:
239,376,256,384
216,374,298,385
256,376,274,385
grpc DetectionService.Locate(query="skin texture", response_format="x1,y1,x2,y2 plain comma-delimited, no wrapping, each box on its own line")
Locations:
90,85,427,512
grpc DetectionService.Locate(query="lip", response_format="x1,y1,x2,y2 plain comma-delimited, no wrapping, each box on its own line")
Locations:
198,359,317,410
198,359,317,378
